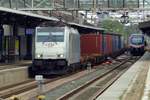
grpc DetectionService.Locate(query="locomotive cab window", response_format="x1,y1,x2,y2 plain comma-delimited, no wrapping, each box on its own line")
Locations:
131,36,144,45
36,27,64,42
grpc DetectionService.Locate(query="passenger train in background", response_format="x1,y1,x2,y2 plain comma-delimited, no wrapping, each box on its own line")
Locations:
129,34,145,56
28,23,125,77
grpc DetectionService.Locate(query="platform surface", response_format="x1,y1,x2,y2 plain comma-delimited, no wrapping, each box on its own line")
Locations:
96,52,150,100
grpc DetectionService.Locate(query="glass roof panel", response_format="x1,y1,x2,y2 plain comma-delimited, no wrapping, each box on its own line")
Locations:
65,0,78,9
33,0,53,8
79,0,93,9
0,0,11,8
97,0,109,8
109,0,124,8
0,0,150,10
126,0,139,8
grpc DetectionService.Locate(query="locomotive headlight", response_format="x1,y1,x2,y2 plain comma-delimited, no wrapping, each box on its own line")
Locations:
60,54,64,58
37,54,42,58
37,54,41,58
57,54,64,58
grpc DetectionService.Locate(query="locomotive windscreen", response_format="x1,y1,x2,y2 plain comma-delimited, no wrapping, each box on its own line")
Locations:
131,36,144,45
36,27,64,42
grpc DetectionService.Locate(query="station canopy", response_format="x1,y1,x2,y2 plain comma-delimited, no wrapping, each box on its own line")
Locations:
139,21,150,36
0,0,150,29
0,7,58,27
0,0,149,11
0,0,149,24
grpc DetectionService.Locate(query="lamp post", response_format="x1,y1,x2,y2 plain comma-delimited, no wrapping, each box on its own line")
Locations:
120,12,130,52
120,14,129,24
120,12,129,24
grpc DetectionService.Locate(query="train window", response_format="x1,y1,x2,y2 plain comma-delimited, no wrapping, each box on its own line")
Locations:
36,27,64,42
131,37,144,45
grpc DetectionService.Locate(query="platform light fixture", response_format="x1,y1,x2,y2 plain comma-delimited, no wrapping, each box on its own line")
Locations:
120,13,129,24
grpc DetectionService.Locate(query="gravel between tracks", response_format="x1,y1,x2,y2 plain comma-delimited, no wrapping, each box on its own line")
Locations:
43,62,125,100
44,69,107,100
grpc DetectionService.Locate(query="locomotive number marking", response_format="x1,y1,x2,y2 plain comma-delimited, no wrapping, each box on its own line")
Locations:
43,42,57,48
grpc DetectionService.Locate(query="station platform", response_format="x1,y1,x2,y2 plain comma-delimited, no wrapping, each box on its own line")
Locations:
0,60,32,66
0,60,32,89
96,52,150,100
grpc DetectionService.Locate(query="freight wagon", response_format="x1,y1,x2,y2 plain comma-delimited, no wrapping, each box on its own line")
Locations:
28,23,125,77
80,34,103,65
80,33,124,65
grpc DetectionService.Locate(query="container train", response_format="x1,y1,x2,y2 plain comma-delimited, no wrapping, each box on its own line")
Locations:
28,24,125,77
129,34,145,56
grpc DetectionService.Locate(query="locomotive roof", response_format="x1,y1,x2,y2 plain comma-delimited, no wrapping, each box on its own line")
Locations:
68,22,106,31
130,34,144,36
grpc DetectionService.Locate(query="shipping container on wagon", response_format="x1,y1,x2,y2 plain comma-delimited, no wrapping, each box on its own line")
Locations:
117,35,121,50
107,34,113,54
112,35,122,52
103,34,107,54
103,34,112,55
80,33,103,62
112,35,116,52
121,36,124,49
118,36,121,49
112,35,115,52
116,35,120,50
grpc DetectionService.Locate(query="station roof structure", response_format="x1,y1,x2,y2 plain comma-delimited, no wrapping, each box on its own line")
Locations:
0,0,150,32
0,7,106,32
0,0,150,23
1,0,149,11
0,7,58,27
69,22,106,33
139,21,150,36
69,22,105,30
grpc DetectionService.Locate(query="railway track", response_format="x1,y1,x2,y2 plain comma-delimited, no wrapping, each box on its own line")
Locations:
56,57,140,100
0,54,139,100
0,75,69,99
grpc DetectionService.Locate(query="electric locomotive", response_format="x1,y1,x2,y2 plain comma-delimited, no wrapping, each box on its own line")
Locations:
129,34,145,56
28,26,80,77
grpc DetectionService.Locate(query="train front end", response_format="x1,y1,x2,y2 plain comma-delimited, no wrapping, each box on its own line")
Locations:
28,26,67,76
129,34,145,56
